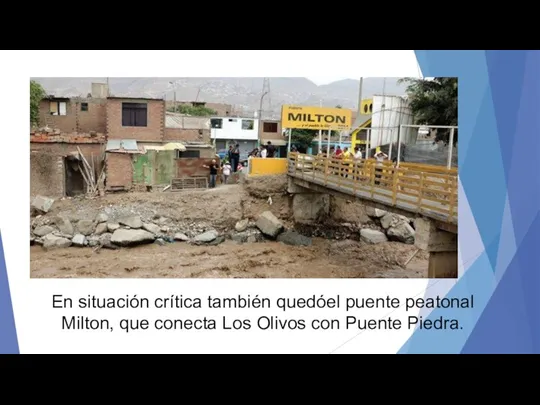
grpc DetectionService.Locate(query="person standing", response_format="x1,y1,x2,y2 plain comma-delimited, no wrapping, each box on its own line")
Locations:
260,145,267,158
374,150,387,186
202,159,219,188
227,145,233,165
231,144,240,172
222,161,232,185
266,141,275,158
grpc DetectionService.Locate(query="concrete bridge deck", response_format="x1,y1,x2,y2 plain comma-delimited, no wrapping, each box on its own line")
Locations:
287,153,458,229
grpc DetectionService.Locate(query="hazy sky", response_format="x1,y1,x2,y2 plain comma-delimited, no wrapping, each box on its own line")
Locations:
307,77,355,85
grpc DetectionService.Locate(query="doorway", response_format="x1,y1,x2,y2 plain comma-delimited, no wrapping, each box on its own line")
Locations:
64,156,85,196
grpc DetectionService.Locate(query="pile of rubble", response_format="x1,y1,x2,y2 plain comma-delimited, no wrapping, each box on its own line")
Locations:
31,195,312,251
359,206,416,245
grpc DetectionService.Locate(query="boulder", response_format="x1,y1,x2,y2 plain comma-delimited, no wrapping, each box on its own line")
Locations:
277,230,312,246
143,223,161,235
77,220,95,236
33,225,55,237
118,215,142,229
95,213,109,223
99,233,118,249
360,229,388,244
193,230,218,243
154,238,166,246
208,236,226,246
256,211,284,238
31,196,54,213
174,233,190,242
55,217,74,236
111,229,155,247
235,219,249,232
365,206,387,218
107,223,120,232
94,223,108,235
380,213,409,230
42,234,72,250
387,222,416,244
72,234,86,247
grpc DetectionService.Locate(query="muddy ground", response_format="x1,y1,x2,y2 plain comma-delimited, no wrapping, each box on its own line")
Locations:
30,239,427,278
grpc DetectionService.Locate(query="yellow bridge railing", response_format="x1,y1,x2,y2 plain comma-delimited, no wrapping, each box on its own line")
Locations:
287,153,458,224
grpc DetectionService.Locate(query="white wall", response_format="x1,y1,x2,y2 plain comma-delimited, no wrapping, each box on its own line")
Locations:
210,116,259,141
369,95,415,149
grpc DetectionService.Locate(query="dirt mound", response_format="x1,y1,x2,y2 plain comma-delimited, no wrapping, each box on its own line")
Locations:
244,174,288,198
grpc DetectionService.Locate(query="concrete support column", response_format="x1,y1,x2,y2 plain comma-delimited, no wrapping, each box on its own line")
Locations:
414,217,458,278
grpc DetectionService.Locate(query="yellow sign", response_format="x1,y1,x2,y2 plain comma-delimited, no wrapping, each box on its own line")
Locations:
281,105,352,130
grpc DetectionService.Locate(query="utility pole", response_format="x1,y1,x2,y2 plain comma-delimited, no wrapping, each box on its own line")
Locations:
258,78,271,147
357,77,363,115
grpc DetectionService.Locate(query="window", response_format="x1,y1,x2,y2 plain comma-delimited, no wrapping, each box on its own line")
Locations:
228,118,237,122
176,150,201,159
210,118,222,129
263,122,278,133
122,103,147,127
242,119,254,130
49,101,67,116
81,102,88,112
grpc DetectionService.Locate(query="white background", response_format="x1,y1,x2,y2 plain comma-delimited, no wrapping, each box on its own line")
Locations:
2,50,435,354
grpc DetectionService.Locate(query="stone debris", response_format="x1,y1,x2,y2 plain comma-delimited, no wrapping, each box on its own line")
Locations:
365,206,387,218
256,211,284,238
72,234,86,247
55,217,74,236
118,215,142,229
107,223,120,232
387,222,415,244
193,230,218,243
143,223,161,235
235,219,249,232
32,195,54,214
360,229,388,244
174,233,190,241
33,225,55,237
111,229,155,247
94,223,108,235
95,213,109,223
42,234,72,250
77,220,95,236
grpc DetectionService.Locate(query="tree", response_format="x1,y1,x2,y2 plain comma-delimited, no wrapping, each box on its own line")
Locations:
169,104,217,116
398,77,458,145
30,80,46,127
291,128,318,153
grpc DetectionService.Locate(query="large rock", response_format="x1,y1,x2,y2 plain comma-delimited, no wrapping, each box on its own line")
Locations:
107,223,120,232
95,213,109,223
256,211,284,238
72,234,86,247
193,230,218,243
143,223,161,235
77,220,95,236
174,233,189,242
111,229,155,247
42,234,72,250
380,213,410,230
277,230,312,246
33,225,55,237
119,215,142,229
365,206,387,218
94,223,108,235
235,219,249,232
31,196,54,213
360,229,388,244
387,222,415,244
99,233,118,249
55,217,74,236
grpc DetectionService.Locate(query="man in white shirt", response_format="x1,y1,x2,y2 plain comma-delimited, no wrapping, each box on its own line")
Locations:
260,146,267,158
354,146,362,160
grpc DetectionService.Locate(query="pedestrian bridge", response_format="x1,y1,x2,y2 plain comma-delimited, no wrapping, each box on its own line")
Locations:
287,153,457,229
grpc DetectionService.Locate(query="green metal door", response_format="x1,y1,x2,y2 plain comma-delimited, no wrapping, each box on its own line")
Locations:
133,154,152,185
154,150,175,185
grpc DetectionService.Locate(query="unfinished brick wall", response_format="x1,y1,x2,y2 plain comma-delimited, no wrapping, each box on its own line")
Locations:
106,152,133,190
38,98,107,134
30,143,105,197
107,98,165,141
164,128,210,143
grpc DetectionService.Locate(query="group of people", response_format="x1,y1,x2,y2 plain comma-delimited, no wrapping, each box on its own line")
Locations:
248,141,277,159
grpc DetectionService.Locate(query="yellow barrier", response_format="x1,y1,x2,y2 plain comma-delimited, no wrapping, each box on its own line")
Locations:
249,158,288,176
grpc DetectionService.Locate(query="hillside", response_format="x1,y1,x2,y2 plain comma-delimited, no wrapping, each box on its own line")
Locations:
32,77,408,119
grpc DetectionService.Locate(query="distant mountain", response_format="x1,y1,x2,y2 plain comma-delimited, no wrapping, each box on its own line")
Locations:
32,77,408,119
